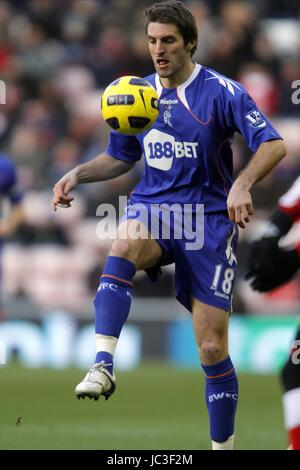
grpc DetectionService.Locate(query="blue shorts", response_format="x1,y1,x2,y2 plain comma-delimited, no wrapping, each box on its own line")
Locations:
123,201,238,313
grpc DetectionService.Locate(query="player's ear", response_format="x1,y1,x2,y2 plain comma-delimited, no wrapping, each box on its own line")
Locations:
186,40,196,55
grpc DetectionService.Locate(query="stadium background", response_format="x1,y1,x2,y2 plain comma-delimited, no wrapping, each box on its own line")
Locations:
0,0,299,449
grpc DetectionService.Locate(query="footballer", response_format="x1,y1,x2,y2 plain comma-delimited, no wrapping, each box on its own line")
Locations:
52,1,286,450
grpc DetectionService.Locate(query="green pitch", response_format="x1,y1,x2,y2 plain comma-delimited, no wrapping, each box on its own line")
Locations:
0,363,286,450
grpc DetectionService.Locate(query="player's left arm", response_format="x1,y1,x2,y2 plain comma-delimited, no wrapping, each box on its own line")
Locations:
0,201,24,238
227,139,286,228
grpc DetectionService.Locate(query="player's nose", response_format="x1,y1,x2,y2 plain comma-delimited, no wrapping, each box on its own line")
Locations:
155,41,165,55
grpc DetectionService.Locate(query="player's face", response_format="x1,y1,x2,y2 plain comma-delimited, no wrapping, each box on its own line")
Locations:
147,22,195,87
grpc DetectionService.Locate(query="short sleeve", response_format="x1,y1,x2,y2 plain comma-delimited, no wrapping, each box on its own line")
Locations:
221,84,282,154
105,131,143,162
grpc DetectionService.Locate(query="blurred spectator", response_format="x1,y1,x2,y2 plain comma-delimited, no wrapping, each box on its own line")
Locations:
238,63,279,116
207,1,258,77
48,138,81,184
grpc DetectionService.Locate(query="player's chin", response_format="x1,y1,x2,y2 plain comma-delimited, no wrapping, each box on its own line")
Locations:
155,65,172,77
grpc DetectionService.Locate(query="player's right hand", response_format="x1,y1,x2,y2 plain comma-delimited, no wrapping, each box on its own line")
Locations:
51,172,78,211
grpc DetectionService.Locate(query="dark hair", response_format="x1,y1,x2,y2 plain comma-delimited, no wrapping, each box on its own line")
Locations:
144,1,198,57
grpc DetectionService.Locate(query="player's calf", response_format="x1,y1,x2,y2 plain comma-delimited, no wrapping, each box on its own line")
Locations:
93,255,136,374
202,355,238,450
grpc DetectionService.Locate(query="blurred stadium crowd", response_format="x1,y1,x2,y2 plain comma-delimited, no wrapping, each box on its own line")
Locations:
0,0,299,316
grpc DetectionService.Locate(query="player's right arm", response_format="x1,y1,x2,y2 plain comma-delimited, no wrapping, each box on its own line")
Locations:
51,152,135,211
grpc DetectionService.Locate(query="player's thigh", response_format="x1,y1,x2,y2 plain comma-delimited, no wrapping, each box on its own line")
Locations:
191,297,229,354
110,218,164,270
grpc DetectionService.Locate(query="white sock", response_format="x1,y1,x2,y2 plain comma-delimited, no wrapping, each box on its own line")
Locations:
96,334,118,356
212,434,234,450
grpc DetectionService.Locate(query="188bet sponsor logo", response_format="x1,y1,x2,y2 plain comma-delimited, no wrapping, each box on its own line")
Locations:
144,129,198,171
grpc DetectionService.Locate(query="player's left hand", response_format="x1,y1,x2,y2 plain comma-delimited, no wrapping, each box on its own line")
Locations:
227,184,254,229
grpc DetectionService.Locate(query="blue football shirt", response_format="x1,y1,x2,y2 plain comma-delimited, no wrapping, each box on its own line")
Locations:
105,64,282,212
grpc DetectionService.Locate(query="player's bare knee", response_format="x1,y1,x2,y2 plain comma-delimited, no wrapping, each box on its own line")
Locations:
110,239,130,257
200,341,224,365
110,239,137,262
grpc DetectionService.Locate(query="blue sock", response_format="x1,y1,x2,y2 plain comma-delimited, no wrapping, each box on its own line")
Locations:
94,256,136,373
95,351,114,373
202,356,238,442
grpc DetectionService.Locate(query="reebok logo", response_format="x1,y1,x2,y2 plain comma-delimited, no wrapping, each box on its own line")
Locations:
214,291,229,300
205,70,241,96
160,98,178,105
